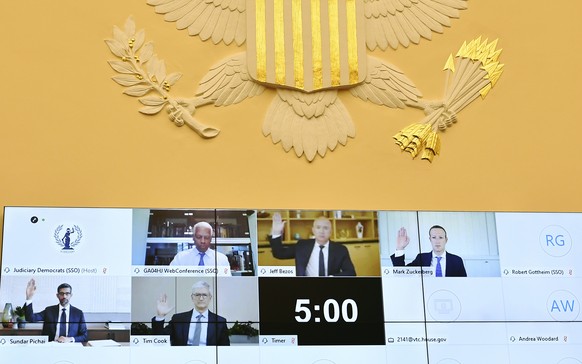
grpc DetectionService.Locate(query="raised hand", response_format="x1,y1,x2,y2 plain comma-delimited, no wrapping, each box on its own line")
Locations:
26,278,36,300
396,227,410,250
156,293,174,317
271,212,286,236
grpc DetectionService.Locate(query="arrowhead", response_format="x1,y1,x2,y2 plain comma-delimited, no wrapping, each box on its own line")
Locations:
443,54,455,72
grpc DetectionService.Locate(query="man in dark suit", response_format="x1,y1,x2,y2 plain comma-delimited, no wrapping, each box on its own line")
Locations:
269,213,356,276
23,279,88,342
152,281,230,346
390,225,467,277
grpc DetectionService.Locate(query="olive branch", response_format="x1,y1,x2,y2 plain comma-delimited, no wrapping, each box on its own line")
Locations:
105,17,219,138
71,225,83,248
54,225,63,246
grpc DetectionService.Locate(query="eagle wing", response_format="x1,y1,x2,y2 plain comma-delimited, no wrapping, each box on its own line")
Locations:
196,53,265,106
350,56,422,108
364,0,468,51
147,0,246,46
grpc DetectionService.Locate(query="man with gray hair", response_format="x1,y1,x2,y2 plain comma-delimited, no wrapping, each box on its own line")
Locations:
170,222,231,274
152,280,230,346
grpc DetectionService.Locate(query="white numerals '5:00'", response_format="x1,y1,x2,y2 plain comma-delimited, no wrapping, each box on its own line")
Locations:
295,299,358,323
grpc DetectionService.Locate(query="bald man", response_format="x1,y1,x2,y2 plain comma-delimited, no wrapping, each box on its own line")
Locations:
269,214,356,276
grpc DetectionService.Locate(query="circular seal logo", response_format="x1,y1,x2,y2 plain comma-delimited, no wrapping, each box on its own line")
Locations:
547,290,580,321
53,224,83,253
539,225,572,257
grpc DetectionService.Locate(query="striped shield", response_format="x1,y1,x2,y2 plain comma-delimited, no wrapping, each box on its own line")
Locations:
247,0,367,92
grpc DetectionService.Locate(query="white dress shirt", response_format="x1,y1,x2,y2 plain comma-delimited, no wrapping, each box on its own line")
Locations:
305,241,329,277
170,248,230,272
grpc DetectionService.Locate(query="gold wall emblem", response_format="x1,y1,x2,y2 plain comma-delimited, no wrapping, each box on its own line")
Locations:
106,0,504,162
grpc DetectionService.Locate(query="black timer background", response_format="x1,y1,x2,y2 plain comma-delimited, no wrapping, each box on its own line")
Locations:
258,277,385,345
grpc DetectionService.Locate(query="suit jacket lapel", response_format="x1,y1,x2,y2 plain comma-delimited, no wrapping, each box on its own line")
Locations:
49,305,59,335
296,240,313,276
422,253,432,267
207,312,216,345
69,306,80,334
181,310,193,344
327,242,337,274
444,252,452,276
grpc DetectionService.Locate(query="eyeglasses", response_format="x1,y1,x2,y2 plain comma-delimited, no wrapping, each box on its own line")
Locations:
192,293,210,299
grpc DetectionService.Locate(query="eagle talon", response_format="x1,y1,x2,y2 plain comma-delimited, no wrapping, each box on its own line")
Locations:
174,98,198,114
167,105,185,126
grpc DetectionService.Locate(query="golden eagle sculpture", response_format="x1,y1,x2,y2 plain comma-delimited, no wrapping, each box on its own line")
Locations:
106,0,503,162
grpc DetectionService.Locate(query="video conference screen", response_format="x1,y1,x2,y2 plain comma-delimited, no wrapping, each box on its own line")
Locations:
0,207,580,364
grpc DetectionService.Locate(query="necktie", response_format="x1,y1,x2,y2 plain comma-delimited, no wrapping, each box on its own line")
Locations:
198,252,205,266
192,314,202,346
59,308,67,338
435,256,443,277
319,245,325,276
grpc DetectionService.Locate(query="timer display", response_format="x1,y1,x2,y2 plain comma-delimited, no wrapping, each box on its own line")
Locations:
295,298,358,323
259,277,385,345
